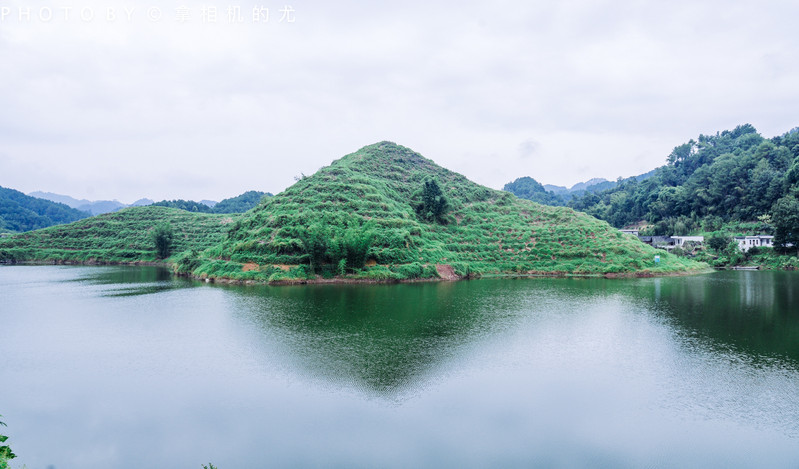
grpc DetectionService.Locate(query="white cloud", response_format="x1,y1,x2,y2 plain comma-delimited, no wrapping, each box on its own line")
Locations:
1,0,798,201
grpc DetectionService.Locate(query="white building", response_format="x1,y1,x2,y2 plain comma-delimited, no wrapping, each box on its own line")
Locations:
734,235,774,252
671,236,704,247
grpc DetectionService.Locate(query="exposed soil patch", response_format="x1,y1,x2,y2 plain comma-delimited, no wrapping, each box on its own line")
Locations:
435,263,460,281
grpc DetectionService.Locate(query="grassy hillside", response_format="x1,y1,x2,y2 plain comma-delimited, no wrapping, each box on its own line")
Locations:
0,206,237,263
180,142,703,282
1,186,90,232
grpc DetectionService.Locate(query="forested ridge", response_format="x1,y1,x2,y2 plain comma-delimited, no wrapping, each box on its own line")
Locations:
508,124,799,251
152,191,271,214
0,186,90,233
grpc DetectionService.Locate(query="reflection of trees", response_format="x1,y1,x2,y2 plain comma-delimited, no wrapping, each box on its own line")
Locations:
83,268,799,395
225,281,528,397
646,272,799,362
225,272,799,397
75,266,192,297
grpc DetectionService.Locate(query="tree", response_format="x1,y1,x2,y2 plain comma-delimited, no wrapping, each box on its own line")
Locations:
771,195,799,253
300,223,374,274
723,240,744,266
341,226,373,271
707,233,731,252
298,223,328,273
151,222,174,259
416,179,449,223
152,199,212,213
0,414,16,468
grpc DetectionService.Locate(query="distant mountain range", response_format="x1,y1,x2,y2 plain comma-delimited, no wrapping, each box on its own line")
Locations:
27,191,271,216
504,177,616,205
0,187,272,234
28,191,155,215
543,178,616,196
505,171,656,205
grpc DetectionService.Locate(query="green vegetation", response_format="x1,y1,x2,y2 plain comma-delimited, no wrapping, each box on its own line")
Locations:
28,191,129,215
503,177,566,205
656,216,797,269
414,178,450,223
694,243,799,270
0,206,236,264
152,191,271,214
151,222,174,259
563,125,799,241
0,185,90,232
297,223,374,274
0,143,706,281
0,415,15,469
707,233,730,251
152,199,213,213
771,195,799,254
212,190,271,213
505,124,799,268
174,142,703,283
506,176,643,205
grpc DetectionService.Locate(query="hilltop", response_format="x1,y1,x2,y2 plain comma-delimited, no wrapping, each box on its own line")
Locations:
0,206,237,264
178,142,703,283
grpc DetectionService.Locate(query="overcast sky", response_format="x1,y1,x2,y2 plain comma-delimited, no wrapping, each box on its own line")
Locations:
1,0,798,203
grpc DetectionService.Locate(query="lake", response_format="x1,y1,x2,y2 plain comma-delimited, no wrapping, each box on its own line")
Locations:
1,266,798,468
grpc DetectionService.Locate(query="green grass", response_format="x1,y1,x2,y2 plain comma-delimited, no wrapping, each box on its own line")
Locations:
682,221,799,269
0,143,708,281
179,142,705,282
693,245,799,270
0,206,237,264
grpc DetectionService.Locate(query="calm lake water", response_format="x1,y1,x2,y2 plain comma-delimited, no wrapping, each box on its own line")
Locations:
1,266,799,468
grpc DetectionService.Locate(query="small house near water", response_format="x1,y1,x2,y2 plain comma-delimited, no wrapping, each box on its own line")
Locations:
734,235,773,252
671,236,704,248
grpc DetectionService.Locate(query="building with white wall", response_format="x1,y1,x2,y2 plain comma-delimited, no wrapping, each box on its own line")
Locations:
671,236,704,247
734,235,774,252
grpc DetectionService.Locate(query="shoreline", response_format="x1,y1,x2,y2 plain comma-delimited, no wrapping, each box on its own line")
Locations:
0,259,714,284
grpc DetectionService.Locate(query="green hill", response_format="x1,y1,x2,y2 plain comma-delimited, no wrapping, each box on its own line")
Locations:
211,190,271,213
151,191,272,214
151,199,214,213
0,186,90,232
567,125,799,239
503,177,566,205
0,206,237,263
179,142,703,282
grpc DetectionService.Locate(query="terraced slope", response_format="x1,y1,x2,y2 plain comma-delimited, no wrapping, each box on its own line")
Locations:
184,142,703,282
0,206,237,263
